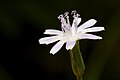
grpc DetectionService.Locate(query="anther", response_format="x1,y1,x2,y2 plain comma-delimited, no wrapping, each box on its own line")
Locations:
71,10,80,18
58,14,64,20
71,10,77,15
76,13,80,17
64,12,69,18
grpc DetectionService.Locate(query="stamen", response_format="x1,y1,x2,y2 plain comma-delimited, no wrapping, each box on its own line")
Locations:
64,12,70,25
58,14,66,24
71,10,77,15
58,14,67,32
64,12,69,18
58,12,71,33
71,10,80,18
76,13,80,17
58,14,64,21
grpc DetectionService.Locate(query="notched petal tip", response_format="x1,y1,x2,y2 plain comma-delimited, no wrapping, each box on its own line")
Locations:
38,39,44,44
98,27,105,31
103,27,105,31
66,47,73,50
98,37,102,39
82,27,105,33
39,38,49,45
66,41,76,50
79,34,103,40
50,51,56,55
66,46,74,50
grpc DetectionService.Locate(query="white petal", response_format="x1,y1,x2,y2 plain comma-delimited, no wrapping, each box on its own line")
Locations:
71,18,81,35
39,36,60,44
72,17,81,27
44,29,63,35
66,41,76,50
77,19,97,33
72,18,81,27
79,34,102,40
83,27,105,33
76,18,81,26
50,41,65,55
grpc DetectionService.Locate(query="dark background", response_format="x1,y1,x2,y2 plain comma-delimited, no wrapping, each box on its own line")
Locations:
0,0,120,80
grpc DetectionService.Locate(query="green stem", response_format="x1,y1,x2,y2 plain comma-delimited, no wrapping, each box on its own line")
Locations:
69,40,85,80
77,75,83,80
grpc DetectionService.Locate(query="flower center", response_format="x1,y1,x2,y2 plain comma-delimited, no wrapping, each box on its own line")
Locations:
58,10,80,42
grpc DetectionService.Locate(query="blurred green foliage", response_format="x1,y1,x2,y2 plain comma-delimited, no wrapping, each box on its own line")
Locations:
0,65,13,80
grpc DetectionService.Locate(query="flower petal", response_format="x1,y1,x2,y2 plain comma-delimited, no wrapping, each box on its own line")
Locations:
39,36,60,44
79,33,102,40
77,18,82,25
83,27,105,33
77,19,97,33
72,18,81,28
50,41,65,55
71,18,81,35
44,29,63,35
66,41,76,50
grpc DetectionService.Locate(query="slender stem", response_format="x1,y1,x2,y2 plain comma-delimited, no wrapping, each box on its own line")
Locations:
77,75,83,80
69,41,85,80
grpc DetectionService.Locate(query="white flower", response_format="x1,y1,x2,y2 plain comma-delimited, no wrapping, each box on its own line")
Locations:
39,10,105,55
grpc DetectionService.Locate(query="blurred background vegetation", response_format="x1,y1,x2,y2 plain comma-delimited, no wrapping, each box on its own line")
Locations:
0,0,120,80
